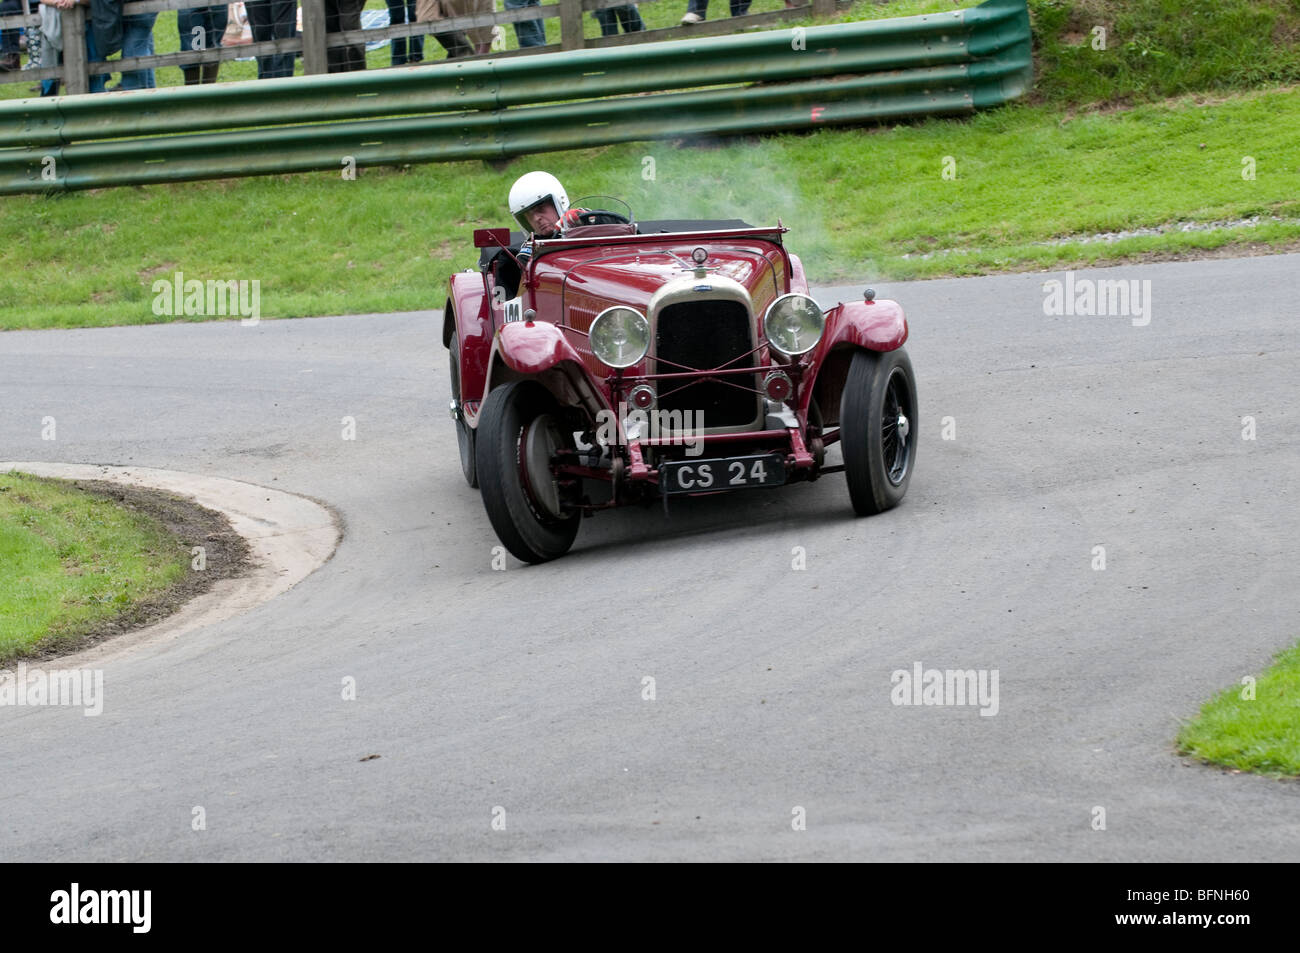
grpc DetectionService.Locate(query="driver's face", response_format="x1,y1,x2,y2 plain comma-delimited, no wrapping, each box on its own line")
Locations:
525,199,560,236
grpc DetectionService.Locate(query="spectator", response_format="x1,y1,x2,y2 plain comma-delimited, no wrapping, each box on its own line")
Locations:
593,3,642,36
0,0,24,72
680,0,749,24
323,0,364,70
384,0,421,65
442,0,492,54
414,0,471,58
503,0,541,48
118,6,156,88
177,5,225,83
244,0,295,78
37,0,108,94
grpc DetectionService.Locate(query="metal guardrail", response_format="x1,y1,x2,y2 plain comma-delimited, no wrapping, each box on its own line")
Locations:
0,0,1032,194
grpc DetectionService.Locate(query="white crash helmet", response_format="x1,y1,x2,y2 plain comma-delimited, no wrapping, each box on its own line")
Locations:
508,171,570,233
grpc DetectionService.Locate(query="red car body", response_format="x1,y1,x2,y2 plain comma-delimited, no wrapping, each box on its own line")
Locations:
444,214,917,562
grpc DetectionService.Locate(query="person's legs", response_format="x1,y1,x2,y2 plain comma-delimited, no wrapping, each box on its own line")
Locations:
503,0,543,47
245,0,275,77
341,0,365,69
727,0,750,15
385,0,408,65
178,7,223,84
406,0,423,60
325,0,365,71
448,0,493,54
268,0,297,77
85,27,107,93
119,13,158,89
202,5,227,81
681,0,707,23
617,4,643,31
178,8,202,84
593,8,617,36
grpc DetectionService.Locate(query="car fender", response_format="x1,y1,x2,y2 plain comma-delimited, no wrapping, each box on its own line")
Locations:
484,320,608,425
787,252,810,295
445,271,493,413
800,298,908,426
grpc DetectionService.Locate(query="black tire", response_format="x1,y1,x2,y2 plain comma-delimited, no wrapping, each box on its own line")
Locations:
448,330,477,488
475,380,580,563
840,347,918,516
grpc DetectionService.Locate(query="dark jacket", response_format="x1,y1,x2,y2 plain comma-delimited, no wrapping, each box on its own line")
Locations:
90,0,123,59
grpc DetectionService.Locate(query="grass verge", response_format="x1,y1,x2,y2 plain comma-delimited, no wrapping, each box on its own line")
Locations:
2,83,1298,330
0,472,246,663
1177,644,1300,778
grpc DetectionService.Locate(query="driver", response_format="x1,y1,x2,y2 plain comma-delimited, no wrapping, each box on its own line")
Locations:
508,171,590,261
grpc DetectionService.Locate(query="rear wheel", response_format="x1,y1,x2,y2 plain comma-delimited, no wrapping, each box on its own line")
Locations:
448,330,477,488
475,380,580,563
840,347,917,516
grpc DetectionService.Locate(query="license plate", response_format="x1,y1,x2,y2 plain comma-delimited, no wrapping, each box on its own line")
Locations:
659,453,786,495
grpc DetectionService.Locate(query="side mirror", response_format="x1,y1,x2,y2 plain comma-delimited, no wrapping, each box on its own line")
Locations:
474,228,511,249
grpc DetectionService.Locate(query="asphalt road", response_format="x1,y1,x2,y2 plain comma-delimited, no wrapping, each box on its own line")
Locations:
1,254,1297,861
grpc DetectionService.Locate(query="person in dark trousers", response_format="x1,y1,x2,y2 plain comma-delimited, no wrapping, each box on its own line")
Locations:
593,3,642,36
177,4,226,83
503,0,543,47
385,0,421,65
244,0,296,78
324,0,364,71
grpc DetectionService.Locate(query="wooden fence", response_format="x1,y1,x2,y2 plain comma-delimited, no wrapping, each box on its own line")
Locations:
0,0,842,95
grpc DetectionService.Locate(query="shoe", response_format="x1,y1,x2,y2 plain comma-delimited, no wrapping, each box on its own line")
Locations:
679,12,703,23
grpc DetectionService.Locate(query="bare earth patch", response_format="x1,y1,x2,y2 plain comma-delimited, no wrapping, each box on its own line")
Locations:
23,480,253,663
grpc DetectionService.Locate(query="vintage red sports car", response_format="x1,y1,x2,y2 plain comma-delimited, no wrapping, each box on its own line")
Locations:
443,202,917,563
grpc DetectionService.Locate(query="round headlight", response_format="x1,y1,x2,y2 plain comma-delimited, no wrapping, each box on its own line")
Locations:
589,306,650,369
764,294,825,356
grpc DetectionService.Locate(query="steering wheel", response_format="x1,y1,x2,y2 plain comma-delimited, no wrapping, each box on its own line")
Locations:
573,209,631,226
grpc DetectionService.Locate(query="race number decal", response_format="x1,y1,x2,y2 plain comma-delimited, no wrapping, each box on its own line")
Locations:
503,297,524,323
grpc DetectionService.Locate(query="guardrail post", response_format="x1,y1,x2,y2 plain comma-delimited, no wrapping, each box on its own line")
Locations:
60,6,90,95
301,0,328,75
560,0,583,51
813,0,834,18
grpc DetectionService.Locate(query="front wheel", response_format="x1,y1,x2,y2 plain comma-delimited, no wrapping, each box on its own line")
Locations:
475,380,580,563
840,347,918,516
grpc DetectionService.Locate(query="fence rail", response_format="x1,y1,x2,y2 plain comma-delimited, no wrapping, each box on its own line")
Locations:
0,0,1033,194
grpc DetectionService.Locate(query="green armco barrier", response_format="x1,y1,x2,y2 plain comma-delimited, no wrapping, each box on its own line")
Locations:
0,0,1031,194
